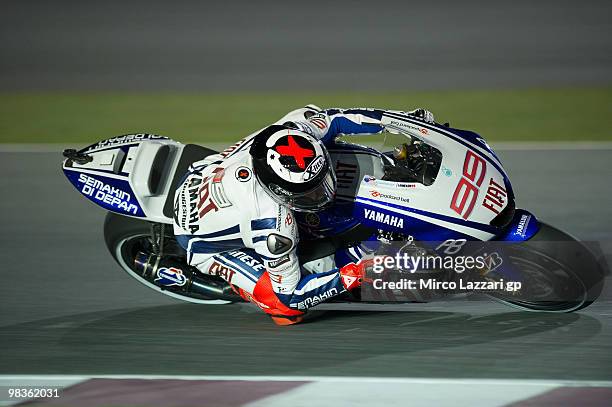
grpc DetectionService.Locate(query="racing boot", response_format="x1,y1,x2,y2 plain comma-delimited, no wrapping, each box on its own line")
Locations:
248,272,305,326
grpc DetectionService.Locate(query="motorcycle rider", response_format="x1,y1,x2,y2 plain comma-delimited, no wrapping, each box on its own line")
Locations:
172,105,435,325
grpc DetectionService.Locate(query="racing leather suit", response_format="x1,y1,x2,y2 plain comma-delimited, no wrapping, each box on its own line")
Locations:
172,106,430,323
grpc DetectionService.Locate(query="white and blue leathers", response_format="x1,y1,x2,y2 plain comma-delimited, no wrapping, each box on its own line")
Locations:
172,106,423,311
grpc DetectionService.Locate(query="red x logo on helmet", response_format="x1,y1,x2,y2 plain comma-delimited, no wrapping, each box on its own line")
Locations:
275,135,315,170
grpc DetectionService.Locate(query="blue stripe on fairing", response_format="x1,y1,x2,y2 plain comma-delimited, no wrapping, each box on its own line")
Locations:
253,235,268,243
251,218,277,230
357,202,477,241
357,196,498,234
383,112,507,177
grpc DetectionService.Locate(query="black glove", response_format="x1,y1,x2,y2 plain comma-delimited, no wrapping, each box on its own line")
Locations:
407,108,435,124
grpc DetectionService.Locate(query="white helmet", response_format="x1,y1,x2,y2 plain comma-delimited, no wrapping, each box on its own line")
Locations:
250,125,336,212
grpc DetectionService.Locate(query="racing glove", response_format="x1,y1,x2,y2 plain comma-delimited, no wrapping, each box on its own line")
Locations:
407,108,435,124
339,258,376,291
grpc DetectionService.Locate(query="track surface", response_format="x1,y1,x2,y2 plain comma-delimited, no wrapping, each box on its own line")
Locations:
1,0,611,91
0,148,611,379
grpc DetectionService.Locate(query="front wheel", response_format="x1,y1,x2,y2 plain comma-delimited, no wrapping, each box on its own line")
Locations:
489,223,605,312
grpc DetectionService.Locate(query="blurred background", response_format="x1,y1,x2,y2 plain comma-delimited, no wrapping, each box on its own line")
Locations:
1,0,611,143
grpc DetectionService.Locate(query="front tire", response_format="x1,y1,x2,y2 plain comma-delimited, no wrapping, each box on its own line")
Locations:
489,223,605,312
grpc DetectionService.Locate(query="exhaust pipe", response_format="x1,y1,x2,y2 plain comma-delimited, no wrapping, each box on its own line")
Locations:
134,252,241,302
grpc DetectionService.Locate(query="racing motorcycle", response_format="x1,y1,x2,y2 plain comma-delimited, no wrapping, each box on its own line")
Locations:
61,108,605,312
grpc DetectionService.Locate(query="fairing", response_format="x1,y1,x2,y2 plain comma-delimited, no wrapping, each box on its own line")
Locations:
62,134,184,223
298,113,537,243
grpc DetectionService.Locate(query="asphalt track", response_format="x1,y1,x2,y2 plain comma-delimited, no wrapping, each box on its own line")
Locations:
0,147,611,380
1,0,611,91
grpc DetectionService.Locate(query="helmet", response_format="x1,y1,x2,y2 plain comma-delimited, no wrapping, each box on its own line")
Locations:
250,125,336,212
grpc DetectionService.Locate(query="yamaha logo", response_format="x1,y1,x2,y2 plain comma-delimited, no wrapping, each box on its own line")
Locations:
305,212,320,226
363,208,404,228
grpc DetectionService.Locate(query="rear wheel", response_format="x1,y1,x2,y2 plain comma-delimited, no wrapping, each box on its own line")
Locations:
103,212,239,304
489,223,604,312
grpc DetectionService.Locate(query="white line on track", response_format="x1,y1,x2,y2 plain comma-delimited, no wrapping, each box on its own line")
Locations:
1,375,611,387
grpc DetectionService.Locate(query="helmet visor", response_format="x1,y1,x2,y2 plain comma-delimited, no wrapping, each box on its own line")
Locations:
268,171,336,212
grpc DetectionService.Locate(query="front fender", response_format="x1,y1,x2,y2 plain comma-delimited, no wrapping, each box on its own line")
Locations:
495,209,540,241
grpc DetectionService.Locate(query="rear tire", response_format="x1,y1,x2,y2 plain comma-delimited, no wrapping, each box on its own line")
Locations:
104,212,235,304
